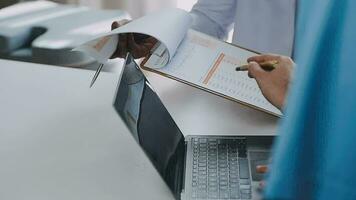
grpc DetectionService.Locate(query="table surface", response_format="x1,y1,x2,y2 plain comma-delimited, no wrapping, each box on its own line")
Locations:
0,59,278,199
143,70,278,136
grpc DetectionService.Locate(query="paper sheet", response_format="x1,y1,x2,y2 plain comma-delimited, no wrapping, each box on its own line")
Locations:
145,30,282,116
73,8,191,65
73,35,118,64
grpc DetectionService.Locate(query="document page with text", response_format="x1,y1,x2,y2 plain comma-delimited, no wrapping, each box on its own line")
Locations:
143,30,282,116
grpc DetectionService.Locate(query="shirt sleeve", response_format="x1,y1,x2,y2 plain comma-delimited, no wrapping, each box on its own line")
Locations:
189,0,237,40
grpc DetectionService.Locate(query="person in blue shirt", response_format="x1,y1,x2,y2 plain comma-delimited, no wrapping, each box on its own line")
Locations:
247,0,356,199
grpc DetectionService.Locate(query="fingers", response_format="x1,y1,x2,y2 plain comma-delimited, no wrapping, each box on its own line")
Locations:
258,181,266,191
110,19,156,59
255,165,268,192
248,61,267,79
111,21,119,30
129,34,158,58
127,34,148,58
117,33,128,58
111,19,130,58
247,54,282,63
116,20,131,57
145,36,158,44
111,19,130,30
256,165,268,173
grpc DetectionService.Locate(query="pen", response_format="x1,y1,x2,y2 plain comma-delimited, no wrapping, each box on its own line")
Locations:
90,63,104,88
89,34,150,88
236,60,278,71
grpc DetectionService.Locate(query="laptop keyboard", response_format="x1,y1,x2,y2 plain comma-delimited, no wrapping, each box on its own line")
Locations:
191,138,251,199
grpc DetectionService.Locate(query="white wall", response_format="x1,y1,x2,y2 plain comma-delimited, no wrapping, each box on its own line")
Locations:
61,0,199,18
65,0,180,19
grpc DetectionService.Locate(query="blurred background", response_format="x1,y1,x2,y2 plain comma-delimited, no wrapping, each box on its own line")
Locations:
0,0,202,69
0,0,198,18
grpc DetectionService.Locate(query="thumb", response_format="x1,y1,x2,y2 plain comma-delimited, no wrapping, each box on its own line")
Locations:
248,61,267,79
256,165,268,173
111,21,119,30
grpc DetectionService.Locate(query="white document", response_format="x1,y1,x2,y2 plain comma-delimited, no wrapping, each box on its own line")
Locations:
74,8,281,116
73,8,191,65
73,35,118,63
144,30,282,116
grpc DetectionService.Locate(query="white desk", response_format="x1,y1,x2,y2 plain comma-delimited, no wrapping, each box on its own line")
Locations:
0,59,278,199
0,59,173,200
143,71,278,135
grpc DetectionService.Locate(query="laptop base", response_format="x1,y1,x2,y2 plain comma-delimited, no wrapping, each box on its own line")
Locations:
182,135,273,200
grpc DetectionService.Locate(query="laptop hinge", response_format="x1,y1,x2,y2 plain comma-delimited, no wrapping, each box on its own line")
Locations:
180,141,188,199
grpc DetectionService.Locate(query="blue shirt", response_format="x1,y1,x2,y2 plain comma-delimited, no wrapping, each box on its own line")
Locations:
265,0,356,199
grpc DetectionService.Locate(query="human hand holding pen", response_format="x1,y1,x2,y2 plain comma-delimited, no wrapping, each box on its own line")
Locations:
236,60,278,72
244,54,294,110
110,20,157,59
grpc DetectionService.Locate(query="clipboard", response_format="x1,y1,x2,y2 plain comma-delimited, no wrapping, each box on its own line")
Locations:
140,30,282,117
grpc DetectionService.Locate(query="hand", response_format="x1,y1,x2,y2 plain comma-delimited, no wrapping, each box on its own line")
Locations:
256,165,268,191
247,54,294,110
111,19,157,59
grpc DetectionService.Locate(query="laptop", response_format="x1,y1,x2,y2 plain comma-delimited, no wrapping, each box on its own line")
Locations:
113,53,274,200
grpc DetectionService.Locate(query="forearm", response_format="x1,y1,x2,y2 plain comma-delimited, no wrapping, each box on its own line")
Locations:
189,0,236,41
189,10,227,40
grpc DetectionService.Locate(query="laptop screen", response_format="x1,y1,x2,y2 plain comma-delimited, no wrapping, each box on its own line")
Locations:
113,54,185,199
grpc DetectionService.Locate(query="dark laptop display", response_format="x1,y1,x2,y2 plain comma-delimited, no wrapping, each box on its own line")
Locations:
113,54,185,199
